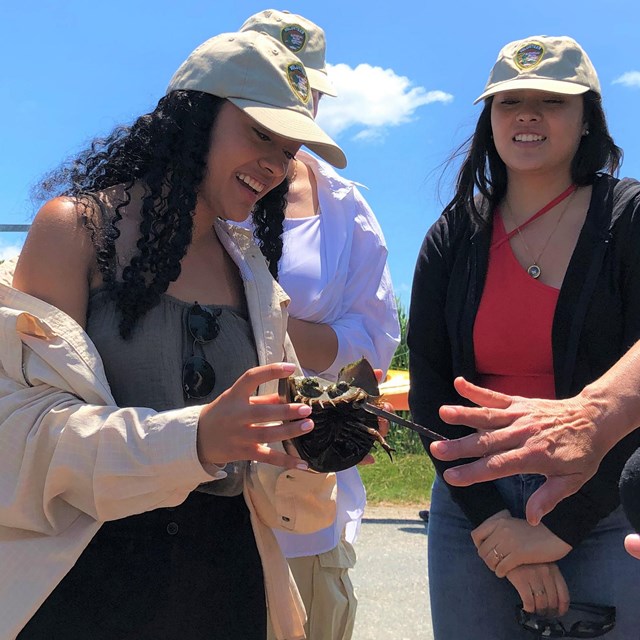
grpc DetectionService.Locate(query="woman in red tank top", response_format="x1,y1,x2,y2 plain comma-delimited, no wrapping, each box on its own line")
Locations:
409,34,640,639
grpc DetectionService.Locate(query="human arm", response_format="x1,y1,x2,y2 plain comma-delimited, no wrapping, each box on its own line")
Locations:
408,213,509,525
432,187,640,528
15,198,314,466
0,317,318,528
432,361,639,523
12,196,94,326
2,199,320,532
285,316,338,374
287,184,400,380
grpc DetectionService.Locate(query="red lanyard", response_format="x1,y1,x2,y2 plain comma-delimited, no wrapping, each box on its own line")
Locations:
493,184,577,249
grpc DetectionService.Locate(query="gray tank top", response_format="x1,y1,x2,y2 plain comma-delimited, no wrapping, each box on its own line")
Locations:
86,289,258,496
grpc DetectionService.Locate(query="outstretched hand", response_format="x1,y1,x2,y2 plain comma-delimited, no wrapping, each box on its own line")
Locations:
430,377,605,524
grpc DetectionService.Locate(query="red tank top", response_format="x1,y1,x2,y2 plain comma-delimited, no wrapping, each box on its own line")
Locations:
473,214,559,399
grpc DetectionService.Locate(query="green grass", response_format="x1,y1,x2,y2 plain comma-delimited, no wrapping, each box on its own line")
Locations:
359,448,435,505
355,297,437,505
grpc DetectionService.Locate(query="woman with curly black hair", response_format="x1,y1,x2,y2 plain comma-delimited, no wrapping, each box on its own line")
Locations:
0,30,346,640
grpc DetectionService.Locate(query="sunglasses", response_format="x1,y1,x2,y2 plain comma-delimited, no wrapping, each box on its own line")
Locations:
182,303,221,400
516,602,615,638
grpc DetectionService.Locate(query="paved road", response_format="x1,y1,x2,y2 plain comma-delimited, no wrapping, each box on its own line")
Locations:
351,504,434,640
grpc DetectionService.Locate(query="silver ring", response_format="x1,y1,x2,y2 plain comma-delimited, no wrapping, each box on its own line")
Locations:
533,589,546,597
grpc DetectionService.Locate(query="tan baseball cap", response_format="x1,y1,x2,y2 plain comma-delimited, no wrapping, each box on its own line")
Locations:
240,9,337,97
167,31,346,168
474,35,600,104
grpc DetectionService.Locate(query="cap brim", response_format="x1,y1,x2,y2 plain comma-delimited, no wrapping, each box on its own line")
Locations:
306,68,338,97
473,79,591,104
230,98,346,169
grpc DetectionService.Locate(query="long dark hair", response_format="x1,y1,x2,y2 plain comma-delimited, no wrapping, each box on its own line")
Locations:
36,90,287,338
444,91,623,227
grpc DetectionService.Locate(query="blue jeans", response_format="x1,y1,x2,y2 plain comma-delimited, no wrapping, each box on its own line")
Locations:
428,475,640,639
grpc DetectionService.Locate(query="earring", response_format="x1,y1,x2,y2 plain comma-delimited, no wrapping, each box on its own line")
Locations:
582,128,590,136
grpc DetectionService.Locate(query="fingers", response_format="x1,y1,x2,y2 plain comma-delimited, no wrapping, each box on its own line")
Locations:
525,477,580,526
252,417,314,440
376,401,393,437
358,453,376,466
452,377,514,409
251,442,309,470
494,552,517,578
624,533,640,560
555,569,571,616
233,362,297,395
431,427,524,464
473,515,512,572
471,517,501,547
530,585,551,615
248,392,285,405
246,401,313,425
438,448,531,486
482,543,508,574
534,569,557,615
519,584,536,614
438,404,515,430
508,564,569,616
197,362,318,465
477,537,517,578
532,565,570,616
475,524,515,577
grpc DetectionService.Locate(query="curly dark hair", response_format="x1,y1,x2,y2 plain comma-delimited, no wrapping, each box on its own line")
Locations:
444,91,623,227
36,90,288,338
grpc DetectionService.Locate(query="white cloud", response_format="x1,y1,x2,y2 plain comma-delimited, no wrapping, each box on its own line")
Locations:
613,71,640,87
0,241,23,261
316,63,453,141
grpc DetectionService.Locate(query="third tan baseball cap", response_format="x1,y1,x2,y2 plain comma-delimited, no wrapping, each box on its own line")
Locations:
240,9,337,97
474,35,600,104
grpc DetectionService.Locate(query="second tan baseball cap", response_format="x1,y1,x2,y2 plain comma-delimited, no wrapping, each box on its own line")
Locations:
474,35,600,104
240,9,337,97
167,31,346,168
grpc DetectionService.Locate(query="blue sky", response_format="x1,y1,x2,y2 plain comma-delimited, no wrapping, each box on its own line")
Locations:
1,1,639,305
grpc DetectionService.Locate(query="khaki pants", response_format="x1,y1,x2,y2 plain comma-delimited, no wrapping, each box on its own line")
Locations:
268,538,357,640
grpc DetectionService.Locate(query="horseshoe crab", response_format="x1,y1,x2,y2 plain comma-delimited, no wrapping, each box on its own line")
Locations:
280,357,395,472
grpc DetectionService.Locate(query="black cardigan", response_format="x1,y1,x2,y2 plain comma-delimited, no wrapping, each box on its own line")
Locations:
408,174,640,547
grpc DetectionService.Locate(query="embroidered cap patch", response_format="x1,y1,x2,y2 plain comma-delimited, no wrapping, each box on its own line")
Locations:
281,25,307,52
287,63,310,103
514,42,545,70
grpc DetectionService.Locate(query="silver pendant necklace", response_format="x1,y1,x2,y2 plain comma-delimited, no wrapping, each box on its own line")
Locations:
503,188,578,279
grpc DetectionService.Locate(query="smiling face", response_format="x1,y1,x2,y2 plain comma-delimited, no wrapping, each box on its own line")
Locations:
197,101,301,222
490,89,586,181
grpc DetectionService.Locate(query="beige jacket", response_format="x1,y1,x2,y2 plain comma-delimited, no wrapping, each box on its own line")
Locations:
0,220,336,639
